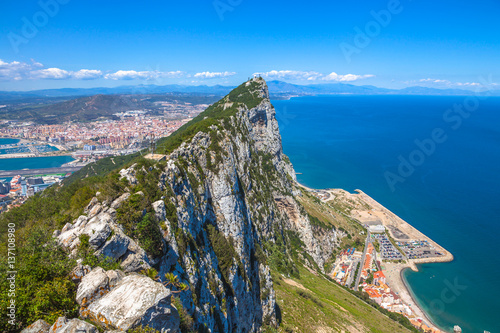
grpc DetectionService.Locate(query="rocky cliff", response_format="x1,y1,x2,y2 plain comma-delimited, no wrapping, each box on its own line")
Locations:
22,78,342,333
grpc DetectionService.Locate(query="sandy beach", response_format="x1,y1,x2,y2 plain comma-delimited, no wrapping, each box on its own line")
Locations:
298,184,453,332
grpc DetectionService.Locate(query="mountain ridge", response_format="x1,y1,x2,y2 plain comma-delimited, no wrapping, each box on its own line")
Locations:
1,80,497,101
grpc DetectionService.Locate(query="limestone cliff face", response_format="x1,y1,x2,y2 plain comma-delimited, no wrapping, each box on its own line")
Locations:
54,78,338,332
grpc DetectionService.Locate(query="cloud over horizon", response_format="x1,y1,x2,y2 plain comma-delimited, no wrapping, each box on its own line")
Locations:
254,70,375,82
0,60,241,83
418,78,481,87
193,71,236,79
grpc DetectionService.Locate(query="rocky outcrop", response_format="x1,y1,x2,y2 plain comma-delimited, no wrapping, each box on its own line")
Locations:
78,271,179,332
56,199,152,273
119,164,138,185
21,319,51,333
49,317,98,333
76,267,125,307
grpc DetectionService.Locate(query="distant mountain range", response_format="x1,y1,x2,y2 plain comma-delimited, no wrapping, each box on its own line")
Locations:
1,80,498,101
0,93,220,125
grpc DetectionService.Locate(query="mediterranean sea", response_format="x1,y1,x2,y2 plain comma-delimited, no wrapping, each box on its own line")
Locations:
273,95,500,333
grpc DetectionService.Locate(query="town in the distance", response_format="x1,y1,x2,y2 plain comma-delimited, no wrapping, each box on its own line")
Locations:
0,97,211,212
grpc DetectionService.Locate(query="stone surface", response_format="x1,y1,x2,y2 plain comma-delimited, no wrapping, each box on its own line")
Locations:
81,274,180,332
110,192,131,209
83,218,112,250
49,317,98,333
119,164,137,185
69,262,91,283
152,200,166,221
76,267,111,307
21,319,50,333
51,79,339,333
85,197,99,213
95,227,130,261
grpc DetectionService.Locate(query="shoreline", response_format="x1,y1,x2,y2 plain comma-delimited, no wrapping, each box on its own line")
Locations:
297,181,452,332
400,266,445,331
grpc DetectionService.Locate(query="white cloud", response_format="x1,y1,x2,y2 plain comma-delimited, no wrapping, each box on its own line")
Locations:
72,69,103,80
0,59,106,81
418,78,482,87
104,70,184,80
456,82,481,87
419,78,451,84
194,71,236,79
254,70,322,81
322,72,375,82
0,59,43,81
31,68,71,80
105,70,157,80
254,70,374,82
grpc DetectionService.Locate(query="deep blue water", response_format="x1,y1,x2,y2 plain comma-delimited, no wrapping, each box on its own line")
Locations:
0,138,20,145
272,95,500,333
0,156,75,171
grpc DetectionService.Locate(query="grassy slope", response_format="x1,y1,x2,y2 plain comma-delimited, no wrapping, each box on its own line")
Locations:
296,189,366,249
282,190,419,332
273,265,412,333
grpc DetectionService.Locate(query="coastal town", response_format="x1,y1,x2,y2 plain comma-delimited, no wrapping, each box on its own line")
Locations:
0,101,208,213
307,187,457,333
0,105,203,160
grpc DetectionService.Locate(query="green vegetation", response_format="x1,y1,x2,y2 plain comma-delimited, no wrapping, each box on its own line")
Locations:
307,213,329,230
113,159,166,258
350,262,360,289
78,234,121,270
66,153,140,185
262,230,304,279
271,265,415,333
172,297,195,333
163,273,189,293
136,213,164,258
128,326,160,333
0,227,78,331
206,224,245,286
297,189,366,250
0,156,164,331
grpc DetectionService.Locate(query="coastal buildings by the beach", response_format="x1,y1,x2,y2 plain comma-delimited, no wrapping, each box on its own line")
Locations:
330,248,362,287
329,242,445,333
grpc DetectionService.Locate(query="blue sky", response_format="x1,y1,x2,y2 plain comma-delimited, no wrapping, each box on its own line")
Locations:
0,0,499,91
